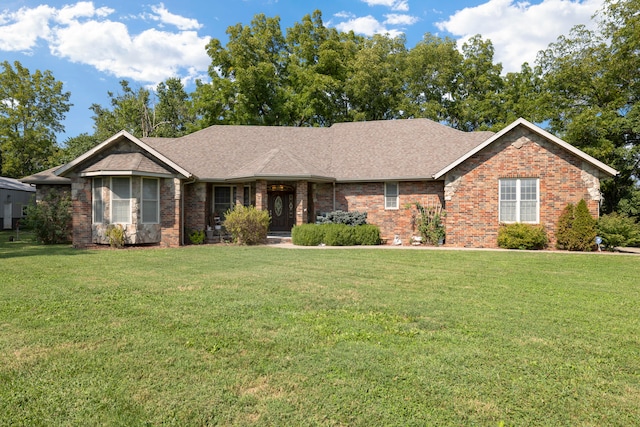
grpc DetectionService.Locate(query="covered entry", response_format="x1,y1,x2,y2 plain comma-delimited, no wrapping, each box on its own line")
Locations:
268,184,295,232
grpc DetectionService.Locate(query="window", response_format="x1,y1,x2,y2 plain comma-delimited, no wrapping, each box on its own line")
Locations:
385,182,399,209
142,178,159,223
111,177,131,224
499,178,539,223
243,185,252,207
92,178,103,223
213,186,233,218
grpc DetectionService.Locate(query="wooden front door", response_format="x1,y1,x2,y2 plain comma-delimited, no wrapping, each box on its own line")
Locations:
268,191,295,231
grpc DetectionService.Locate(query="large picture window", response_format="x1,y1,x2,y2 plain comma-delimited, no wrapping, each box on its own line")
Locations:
92,178,103,223
142,178,159,223
499,178,539,223
385,182,399,210
111,177,131,224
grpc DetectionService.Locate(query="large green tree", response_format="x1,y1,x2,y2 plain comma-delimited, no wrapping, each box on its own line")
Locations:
0,60,71,178
536,0,640,215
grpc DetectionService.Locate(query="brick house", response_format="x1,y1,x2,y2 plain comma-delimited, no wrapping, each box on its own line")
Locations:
21,118,617,248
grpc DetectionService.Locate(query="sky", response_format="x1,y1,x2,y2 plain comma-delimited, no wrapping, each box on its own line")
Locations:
0,0,605,141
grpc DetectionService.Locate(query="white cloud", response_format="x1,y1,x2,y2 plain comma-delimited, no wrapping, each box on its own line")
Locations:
0,5,55,52
361,0,410,12
335,15,403,38
436,0,605,73
147,3,202,31
0,1,210,83
384,14,419,26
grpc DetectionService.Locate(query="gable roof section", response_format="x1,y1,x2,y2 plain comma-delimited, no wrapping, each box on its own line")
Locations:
145,125,331,182
227,148,334,182
55,130,193,179
81,153,175,177
433,118,619,179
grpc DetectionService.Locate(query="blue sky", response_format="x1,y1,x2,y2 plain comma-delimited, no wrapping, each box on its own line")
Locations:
0,0,604,141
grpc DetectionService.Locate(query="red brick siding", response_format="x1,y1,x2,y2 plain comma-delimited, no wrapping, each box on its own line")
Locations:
160,178,181,247
445,127,601,248
184,182,206,232
315,181,443,244
71,178,92,248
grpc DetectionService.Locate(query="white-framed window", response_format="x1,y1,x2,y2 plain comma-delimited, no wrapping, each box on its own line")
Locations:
142,178,159,224
92,178,104,224
385,182,399,210
499,178,539,223
111,177,131,224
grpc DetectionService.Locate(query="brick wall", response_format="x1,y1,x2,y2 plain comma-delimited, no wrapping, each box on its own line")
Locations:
160,178,182,247
444,127,602,248
71,178,92,248
315,181,444,244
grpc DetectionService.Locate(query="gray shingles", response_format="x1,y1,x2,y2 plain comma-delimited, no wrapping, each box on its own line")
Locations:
144,119,493,181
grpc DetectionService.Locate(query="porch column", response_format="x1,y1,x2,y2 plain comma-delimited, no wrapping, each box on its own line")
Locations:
255,180,268,211
296,181,308,225
234,183,244,207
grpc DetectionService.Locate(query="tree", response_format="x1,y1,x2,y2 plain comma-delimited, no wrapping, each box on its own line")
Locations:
448,35,504,131
155,78,195,137
344,34,407,121
90,80,153,140
0,60,71,178
54,133,100,165
536,2,640,215
402,34,461,122
204,13,287,125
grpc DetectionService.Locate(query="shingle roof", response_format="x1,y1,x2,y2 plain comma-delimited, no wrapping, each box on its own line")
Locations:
143,119,493,181
20,167,70,185
83,152,174,176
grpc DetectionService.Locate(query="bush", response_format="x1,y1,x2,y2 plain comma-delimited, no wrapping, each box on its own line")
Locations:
23,191,71,244
353,225,382,245
556,199,597,251
317,210,367,226
223,205,270,245
107,224,125,248
291,224,324,246
597,213,640,249
497,223,548,250
188,229,205,245
292,223,381,246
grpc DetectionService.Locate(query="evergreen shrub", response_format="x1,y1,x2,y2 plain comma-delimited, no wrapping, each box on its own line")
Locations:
597,213,640,249
556,199,597,251
292,223,381,246
24,191,72,244
317,210,367,226
497,223,548,250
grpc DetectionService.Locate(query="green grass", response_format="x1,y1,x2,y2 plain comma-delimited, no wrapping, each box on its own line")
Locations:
1,231,639,426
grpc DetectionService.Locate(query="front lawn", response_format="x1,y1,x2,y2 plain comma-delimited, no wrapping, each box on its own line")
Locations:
1,234,638,425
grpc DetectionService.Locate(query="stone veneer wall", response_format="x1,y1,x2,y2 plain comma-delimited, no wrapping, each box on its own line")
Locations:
444,127,602,248
315,181,444,244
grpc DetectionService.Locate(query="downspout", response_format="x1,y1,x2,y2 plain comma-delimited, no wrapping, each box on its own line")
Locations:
333,181,336,211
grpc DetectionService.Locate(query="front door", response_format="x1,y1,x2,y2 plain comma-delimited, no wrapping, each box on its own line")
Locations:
268,191,295,232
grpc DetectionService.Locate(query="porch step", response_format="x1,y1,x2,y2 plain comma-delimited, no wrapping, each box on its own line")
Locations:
267,233,292,244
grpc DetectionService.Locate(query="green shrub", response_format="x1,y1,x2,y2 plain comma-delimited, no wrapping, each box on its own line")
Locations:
292,223,381,246
317,210,367,226
556,199,597,251
291,224,324,246
106,224,125,248
223,205,270,245
597,213,640,249
353,224,382,245
24,191,71,244
188,229,205,245
497,223,548,250
323,223,356,246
